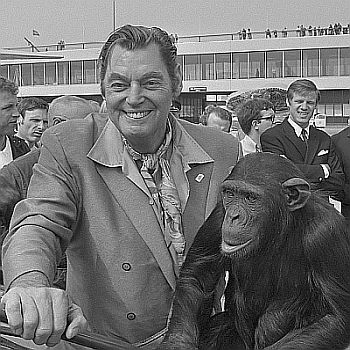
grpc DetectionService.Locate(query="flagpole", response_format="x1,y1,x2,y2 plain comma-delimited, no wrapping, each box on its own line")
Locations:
113,0,116,31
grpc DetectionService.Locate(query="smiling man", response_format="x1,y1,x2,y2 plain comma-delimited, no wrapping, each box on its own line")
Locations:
2,25,238,349
0,77,29,169
261,79,344,197
15,97,48,150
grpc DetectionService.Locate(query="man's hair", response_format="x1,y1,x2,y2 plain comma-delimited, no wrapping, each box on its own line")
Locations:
287,79,320,103
17,97,49,118
0,76,18,95
98,24,178,96
237,98,274,135
200,106,233,128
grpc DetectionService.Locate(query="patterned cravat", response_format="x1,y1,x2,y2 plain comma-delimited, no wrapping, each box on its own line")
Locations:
123,124,186,268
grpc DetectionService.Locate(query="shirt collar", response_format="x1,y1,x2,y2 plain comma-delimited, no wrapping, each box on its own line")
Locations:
240,135,258,156
87,113,213,168
287,116,310,138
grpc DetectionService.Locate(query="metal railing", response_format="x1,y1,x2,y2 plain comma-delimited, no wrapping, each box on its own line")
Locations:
3,27,350,53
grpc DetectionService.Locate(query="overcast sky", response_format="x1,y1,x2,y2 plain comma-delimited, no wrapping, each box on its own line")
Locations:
1,0,350,48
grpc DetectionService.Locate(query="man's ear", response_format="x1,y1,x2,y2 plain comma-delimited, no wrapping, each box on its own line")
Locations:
173,63,183,98
282,177,311,211
252,120,259,129
17,115,24,125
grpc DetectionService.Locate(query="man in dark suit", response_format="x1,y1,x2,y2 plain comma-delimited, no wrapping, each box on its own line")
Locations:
261,79,344,198
332,125,350,223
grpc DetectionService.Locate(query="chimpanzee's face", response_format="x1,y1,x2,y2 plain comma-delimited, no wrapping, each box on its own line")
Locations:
221,179,266,258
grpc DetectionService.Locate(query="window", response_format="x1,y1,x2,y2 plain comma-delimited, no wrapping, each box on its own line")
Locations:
325,104,333,116
201,54,214,80
340,48,350,76
267,51,283,78
317,104,326,115
215,53,231,79
9,65,20,86
58,62,69,84
303,49,319,77
232,53,248,79
344,104,350,116
33,63,44,85
21,64,32,86
70,61,82,84
176,55,184,80
45,62,56,85
284,50,301,77
320,48,338,76
334,104,342,116
0,65,8,79
184,55,200,80
249,52,265,78
83,60,96,84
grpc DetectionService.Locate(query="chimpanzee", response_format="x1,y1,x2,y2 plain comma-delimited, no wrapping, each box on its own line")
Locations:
159,152,350,350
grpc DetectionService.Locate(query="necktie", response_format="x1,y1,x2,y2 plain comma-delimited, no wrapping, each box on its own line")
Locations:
301,129,308,144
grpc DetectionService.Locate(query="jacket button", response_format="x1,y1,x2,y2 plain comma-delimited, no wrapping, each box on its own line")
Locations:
122,263,131,271
127,312,136,320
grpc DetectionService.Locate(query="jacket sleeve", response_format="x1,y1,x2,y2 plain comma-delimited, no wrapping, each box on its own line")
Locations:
321,139,345,199
261,129,325,182
2,129,80,289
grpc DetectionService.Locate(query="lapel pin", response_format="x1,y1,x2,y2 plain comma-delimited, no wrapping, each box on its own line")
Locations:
195,174,205,183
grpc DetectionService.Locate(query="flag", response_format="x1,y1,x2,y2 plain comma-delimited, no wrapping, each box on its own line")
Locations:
32,29,40,36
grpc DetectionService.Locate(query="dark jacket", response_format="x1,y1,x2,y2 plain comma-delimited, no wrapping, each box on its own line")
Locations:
332,127,350,219
261,118,345,197
9,135,30,160
0,148,40,228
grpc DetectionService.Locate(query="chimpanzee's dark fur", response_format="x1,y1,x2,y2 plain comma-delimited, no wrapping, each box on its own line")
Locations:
159,152,350,350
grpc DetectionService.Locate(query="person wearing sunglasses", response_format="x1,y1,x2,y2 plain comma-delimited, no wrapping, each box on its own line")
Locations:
236,97,275,157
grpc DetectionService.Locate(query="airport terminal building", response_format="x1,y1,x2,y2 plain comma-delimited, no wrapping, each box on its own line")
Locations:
1,29,349,125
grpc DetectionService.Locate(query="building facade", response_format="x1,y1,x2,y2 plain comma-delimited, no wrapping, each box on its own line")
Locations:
1,30,349,124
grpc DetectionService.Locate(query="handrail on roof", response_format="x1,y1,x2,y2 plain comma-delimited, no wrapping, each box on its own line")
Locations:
3,27,350,53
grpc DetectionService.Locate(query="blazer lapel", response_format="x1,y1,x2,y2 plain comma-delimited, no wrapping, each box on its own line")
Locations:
95,163,177,290
305,127,321,164
281,119,307,159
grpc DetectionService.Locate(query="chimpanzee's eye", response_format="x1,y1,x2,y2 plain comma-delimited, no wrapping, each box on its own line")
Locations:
223,189,235,199
245,193,257,202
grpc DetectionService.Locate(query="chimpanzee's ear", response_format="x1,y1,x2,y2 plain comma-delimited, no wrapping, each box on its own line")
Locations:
282,177,311,211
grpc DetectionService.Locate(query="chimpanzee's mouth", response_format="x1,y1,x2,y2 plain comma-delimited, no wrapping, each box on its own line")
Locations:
221,239,252,254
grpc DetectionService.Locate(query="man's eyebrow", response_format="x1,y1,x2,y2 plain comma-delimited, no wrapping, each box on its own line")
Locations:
1,103,15,110
140,72,164,80
106,73,127,82
107,71,164,82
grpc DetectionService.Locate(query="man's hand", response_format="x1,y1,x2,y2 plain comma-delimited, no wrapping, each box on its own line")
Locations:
0,286,88,347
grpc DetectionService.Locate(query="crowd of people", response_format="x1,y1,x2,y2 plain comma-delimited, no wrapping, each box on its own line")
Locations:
0,23,349,350
296,22,350,37
238,22,350,40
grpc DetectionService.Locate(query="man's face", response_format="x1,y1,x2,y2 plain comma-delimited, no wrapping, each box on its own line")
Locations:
103,43,181,153
288,91,317,128
207,112,231,133
18,109,48,144
0,91,19,136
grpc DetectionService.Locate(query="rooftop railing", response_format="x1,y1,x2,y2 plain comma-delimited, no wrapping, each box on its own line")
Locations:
3,26,350,52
